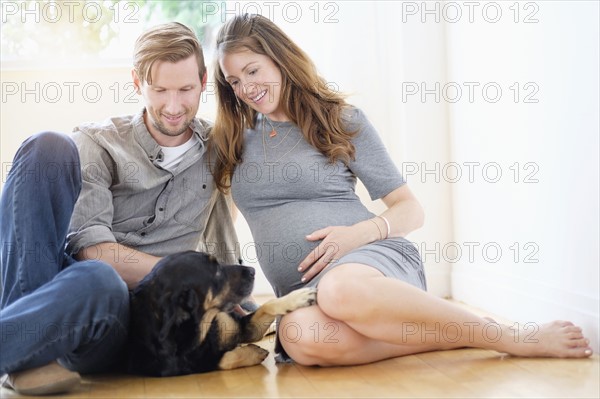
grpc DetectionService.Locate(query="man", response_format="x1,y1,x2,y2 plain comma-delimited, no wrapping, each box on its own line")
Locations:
0,22,240,395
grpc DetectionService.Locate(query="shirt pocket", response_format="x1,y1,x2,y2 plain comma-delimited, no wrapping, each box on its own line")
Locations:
172,177,214,231
111,193,157,243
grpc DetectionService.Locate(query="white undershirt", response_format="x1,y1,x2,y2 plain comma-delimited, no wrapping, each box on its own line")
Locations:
158,134,199,171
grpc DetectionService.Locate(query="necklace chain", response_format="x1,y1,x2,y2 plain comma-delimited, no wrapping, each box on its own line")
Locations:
264,117,294,148
261,115,302,164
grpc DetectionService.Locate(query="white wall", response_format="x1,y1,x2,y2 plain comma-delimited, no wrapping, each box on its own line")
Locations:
445,1,600,351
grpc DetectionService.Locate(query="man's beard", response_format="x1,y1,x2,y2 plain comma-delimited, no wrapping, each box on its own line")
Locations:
152,114,194,137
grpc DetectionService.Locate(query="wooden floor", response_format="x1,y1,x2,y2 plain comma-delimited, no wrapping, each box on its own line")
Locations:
2,301,599,398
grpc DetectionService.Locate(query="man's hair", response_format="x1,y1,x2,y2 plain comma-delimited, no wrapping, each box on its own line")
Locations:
133,22,206,85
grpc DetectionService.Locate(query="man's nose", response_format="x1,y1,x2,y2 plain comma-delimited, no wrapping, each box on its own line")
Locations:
164,92,182,114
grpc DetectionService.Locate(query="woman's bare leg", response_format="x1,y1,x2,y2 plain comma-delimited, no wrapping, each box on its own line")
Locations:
280,264,593,366
279,305,448,366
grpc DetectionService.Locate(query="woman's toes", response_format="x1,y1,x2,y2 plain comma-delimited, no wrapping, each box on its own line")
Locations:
576,339,591,348
563,325,582,333
578,347,593,358
552,320,574,328
566,331,584,340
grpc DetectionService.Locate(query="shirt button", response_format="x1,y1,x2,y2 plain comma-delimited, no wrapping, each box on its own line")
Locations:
159,208,164,211
141,232,146,237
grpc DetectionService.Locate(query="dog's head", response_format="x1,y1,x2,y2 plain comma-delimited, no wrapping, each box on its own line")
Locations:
147,251,252,300
129,251,255,370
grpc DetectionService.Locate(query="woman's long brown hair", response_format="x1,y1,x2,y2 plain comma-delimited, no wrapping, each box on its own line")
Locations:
211,14,356,192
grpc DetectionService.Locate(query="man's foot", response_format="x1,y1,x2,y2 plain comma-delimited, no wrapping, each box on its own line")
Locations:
1,362,81,396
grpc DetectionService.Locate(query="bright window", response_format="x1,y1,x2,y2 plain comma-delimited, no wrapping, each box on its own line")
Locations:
1,0,221,67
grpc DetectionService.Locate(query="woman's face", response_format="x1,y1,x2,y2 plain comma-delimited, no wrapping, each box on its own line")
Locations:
219,49,287,121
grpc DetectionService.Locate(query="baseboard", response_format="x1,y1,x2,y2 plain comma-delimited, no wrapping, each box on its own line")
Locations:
451,264,600,352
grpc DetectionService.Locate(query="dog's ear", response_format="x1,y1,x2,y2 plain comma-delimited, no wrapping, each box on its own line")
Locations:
158,289,200,342
158,292,177,342
182,288,199,312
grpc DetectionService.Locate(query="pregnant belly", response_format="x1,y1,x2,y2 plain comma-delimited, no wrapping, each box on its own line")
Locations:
244,201,373,295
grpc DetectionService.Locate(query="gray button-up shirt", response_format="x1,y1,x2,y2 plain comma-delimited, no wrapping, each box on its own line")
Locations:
66,109,239,264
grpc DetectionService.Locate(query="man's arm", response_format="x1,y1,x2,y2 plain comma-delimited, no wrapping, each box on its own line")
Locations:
68,130,160,289
76,242,161,290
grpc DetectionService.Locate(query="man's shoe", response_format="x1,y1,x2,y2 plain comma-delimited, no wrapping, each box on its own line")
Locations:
0,362,81,396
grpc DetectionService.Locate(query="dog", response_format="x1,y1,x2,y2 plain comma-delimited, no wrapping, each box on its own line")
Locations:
126,250,317,376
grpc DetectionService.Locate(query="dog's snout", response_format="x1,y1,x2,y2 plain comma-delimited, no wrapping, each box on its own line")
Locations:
242,266,255,283
236,265,255,279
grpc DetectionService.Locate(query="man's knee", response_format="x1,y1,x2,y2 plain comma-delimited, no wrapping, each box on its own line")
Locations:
68,261,128,306
27,131,75,149
22,132,78,161
11,132,80,185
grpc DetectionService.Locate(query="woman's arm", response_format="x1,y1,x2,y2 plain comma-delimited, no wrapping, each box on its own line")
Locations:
377,184,425,238
298,184,424,282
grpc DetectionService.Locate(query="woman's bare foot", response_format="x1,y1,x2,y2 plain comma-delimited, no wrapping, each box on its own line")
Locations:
492,320,593,358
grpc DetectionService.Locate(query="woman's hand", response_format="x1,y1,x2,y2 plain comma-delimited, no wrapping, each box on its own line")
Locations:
297,185,425,283
298,223,377,283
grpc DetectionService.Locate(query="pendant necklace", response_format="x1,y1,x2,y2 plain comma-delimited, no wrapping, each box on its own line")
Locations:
261,115,303,164
264,116,294,148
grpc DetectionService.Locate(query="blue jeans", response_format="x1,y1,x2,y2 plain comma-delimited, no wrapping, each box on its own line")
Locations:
0,132,129,374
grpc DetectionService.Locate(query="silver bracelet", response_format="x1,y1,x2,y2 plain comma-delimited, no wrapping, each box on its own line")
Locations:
376,215,391,239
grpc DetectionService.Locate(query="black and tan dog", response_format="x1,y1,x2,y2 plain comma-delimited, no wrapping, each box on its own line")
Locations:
126,251,317,376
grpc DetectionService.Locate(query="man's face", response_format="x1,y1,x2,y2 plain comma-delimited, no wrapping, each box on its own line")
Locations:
133,55,205,146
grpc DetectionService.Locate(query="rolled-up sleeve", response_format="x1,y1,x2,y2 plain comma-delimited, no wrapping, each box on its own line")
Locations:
66,130,117,256
346,108,406,201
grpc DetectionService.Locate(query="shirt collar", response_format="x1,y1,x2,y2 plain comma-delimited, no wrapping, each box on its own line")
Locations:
132,108,209,161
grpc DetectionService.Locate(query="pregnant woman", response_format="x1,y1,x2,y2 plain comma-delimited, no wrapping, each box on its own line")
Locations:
210,13,593,366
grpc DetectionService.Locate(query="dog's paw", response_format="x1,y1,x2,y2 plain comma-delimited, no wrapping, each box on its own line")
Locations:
219,344,270,370
247,343,270,362
279,287,318,314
